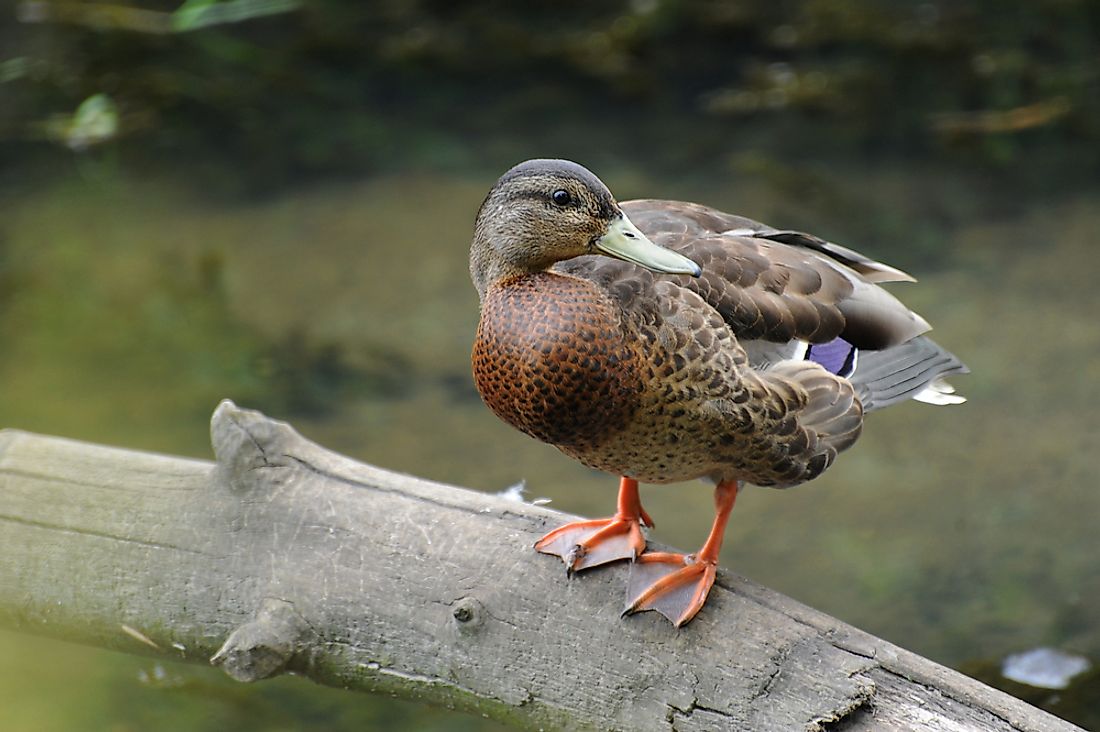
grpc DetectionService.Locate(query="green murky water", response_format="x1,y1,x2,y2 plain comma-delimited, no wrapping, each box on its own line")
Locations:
1,162,1098,729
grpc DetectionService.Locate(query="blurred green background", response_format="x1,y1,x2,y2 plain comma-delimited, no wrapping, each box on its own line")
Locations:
1,1,1098,729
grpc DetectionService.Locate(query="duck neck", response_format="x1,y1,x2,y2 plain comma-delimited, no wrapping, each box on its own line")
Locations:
470,234,551,302
469,202,570,301
470,239,526,301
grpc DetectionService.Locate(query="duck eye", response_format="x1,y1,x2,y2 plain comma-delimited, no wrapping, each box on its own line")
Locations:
551,189,572,206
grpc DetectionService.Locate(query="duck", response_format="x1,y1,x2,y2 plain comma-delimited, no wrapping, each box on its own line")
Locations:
470,159,966,627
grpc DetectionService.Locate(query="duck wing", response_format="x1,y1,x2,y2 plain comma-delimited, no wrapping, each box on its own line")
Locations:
554,199,966,411
620,199,934,349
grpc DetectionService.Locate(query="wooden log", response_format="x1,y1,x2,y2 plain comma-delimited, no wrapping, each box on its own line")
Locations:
0,401,1081,731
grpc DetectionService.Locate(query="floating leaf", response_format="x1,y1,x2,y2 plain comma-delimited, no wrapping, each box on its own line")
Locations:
172,0,301,32
65,93,119,150
1002,648,1091,690
1,57,32,83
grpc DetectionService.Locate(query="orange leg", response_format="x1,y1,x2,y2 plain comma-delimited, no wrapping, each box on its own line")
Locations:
534,476,654,573
623,480,738,627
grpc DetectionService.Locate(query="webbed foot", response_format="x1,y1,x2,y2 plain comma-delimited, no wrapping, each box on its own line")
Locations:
533,476,652,573
622,552,717,627
535,515,648,572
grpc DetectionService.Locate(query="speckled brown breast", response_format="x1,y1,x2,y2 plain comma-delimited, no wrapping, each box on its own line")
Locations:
472,272,642,450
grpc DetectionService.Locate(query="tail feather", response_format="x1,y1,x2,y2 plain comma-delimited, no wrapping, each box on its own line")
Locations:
913,378,966,406
751,334,965,486
851,335,967,412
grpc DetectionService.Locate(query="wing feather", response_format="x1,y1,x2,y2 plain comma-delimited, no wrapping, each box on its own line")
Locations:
559,199,930,349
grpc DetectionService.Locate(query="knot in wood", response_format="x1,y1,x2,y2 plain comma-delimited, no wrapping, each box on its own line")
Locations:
211,598,308,682
450,597,485,633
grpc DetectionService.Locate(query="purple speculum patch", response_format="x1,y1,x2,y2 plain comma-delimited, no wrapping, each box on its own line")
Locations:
807,337,857,377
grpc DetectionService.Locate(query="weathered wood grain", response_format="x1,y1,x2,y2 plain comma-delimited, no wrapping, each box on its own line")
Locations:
0,401,1082,731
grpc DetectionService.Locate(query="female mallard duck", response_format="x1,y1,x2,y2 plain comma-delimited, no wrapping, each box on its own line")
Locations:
470,159,966,627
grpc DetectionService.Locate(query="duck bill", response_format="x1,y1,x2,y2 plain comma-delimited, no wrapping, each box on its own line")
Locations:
594,214,702,277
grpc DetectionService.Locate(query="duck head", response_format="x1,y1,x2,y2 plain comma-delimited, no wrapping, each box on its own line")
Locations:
470,159,701,299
